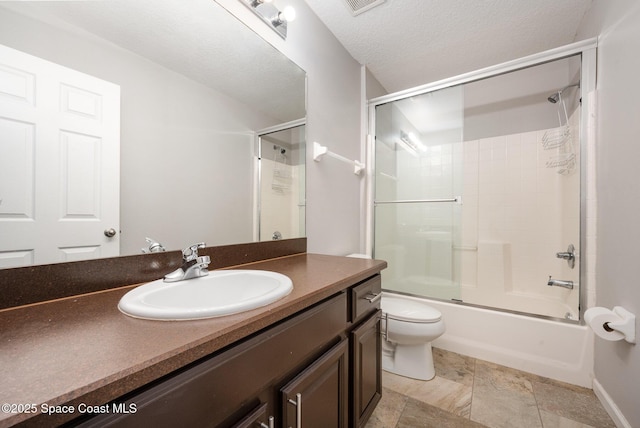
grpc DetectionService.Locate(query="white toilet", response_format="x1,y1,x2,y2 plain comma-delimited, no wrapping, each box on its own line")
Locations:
381,294,445,380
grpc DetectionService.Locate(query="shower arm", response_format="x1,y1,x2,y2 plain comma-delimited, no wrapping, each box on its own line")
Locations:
548,82,580,104
560,82,580,93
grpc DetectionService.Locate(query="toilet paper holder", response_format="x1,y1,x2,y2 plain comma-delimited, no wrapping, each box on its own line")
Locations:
604,307,636,344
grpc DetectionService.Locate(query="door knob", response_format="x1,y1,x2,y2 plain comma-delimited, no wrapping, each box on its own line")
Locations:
104,228,117,238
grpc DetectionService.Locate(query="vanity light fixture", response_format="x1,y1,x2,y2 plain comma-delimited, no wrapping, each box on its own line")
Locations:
250,0,272,6
273,6,296,27
241,0,296,39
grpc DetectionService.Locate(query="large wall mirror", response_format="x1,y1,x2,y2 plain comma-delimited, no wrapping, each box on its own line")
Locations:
0,0,306,269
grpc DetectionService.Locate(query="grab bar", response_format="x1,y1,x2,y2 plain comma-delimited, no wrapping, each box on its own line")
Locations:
374,196,461,205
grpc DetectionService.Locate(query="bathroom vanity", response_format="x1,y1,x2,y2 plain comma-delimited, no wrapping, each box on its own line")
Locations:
79,274,382,428
0,243,385,428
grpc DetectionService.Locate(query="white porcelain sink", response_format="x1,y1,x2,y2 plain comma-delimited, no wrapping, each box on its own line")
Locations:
118,270,293,320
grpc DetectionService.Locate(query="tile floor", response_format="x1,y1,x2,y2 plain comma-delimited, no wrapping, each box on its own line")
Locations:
366,348,616,428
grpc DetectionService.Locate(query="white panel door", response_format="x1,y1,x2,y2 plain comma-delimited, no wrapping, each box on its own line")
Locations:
0,44,120,268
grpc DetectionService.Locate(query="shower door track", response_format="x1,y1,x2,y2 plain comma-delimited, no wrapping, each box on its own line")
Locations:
382,289,581,325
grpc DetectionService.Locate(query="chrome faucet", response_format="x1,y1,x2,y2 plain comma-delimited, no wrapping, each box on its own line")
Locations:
142,237,166,253
164,242,210,283
547,276,574,290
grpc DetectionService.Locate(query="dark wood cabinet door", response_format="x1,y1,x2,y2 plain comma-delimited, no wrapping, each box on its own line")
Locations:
351,310,382,427
281,339,349,428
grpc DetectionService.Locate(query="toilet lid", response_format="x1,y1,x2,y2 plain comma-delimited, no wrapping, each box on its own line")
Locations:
382,297,442,323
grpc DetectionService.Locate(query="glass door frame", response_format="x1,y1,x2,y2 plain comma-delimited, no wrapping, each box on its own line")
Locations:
254,118,306,242
365,38,597,323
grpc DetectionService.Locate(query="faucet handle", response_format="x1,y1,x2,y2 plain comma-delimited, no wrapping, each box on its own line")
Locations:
197,255,210,268
182,242,206,262
142,237,166,254
555,244,575,269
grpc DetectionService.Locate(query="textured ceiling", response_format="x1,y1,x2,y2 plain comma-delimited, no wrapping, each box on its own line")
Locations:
1,0,306,124
303,0,593,93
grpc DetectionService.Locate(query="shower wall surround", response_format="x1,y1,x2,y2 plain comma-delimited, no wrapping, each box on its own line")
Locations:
458,109,584,319
387,109,590,320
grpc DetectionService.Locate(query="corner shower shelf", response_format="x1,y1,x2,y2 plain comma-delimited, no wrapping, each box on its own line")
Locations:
541,125,572,150
545,153,576,175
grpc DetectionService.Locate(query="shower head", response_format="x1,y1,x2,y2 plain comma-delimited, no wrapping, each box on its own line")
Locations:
547,82,580,104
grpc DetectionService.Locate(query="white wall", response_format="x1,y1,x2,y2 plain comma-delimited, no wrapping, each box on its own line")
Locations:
216,0,364,255
366,67,388,99
576,1,640,427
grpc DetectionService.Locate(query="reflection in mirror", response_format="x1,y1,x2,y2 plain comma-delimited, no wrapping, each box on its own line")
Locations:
258,124,306,241
0,0,306,269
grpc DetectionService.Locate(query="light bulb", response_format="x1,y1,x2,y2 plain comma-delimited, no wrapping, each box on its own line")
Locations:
280,6,296,22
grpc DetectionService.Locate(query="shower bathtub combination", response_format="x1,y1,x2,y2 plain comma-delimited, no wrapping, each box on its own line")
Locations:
367,39,597,387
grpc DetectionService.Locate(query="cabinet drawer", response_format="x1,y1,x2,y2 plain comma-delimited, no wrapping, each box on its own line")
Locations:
350,275,381,323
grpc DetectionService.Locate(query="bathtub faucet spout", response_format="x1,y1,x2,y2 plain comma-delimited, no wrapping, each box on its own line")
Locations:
547,276,574,289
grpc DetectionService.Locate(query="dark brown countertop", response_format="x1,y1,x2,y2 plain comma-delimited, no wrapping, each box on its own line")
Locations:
0,253,386,427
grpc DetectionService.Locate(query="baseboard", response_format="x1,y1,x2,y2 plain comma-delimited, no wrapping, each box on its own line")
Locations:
593,378,632,428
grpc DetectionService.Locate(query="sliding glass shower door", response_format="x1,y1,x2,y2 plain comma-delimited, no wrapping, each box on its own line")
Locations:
371,50,587,321
373,85,464,300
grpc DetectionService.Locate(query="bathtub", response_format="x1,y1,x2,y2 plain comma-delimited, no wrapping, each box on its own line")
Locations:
386,292,594,387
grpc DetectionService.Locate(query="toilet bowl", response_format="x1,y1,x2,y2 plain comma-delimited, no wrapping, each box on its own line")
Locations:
381,293,445,380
